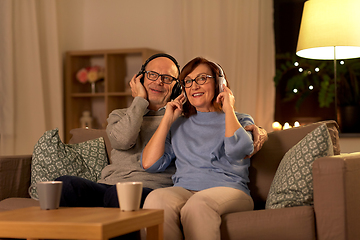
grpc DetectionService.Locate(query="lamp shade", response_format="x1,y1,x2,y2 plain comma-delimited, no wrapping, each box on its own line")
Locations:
296,0,360,60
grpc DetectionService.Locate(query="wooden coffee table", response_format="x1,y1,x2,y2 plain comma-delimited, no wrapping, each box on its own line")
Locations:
0,207,163,240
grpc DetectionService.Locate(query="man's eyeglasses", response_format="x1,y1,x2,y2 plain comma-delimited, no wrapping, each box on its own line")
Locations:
144,71,177,84
182,74,214,88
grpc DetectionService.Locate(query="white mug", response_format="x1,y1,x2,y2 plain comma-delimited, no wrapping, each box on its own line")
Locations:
116,182,143,211
29,181,63,210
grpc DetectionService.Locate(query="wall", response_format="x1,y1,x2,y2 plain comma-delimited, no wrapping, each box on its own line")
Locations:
57,0,186,66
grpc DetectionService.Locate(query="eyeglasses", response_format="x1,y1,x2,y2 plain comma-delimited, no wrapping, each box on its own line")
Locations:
182,74,214,88
144,71,177,84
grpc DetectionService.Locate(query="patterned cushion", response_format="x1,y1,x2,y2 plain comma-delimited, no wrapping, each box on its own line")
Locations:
30,128,108,199
265,124,334,209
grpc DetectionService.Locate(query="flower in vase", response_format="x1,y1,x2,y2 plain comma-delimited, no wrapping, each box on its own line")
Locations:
87,66,104,83
76,68,88,84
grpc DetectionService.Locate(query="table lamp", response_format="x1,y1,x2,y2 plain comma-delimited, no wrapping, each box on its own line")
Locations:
296,0,360,121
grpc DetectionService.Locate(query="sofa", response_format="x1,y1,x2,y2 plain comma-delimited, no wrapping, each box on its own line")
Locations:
0,120,359,240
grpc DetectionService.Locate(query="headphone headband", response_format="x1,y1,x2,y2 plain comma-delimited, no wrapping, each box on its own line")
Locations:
140,53,180,75
138,53,182,100
213,62,224,78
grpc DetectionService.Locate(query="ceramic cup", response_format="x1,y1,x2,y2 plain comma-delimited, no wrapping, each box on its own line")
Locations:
116,182,143,211
29,181,63,210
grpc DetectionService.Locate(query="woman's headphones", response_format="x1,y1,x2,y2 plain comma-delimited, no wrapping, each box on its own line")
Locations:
137,53,182,100
212,62,227,93
182,60,227,101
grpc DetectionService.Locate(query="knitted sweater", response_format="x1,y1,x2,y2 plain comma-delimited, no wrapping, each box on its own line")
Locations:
143,111,254,196
98,97,175,189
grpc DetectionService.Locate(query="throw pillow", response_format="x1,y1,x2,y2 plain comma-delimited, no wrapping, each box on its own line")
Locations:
265,124,334,209
30,128,108,199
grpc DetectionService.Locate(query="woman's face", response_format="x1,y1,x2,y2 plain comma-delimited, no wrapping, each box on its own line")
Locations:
184,64,216,112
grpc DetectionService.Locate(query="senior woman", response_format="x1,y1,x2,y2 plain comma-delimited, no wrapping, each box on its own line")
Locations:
141,57,255,240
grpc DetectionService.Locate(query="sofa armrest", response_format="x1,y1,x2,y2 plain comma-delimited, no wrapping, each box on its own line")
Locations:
0,155,32,201
313,152,360,240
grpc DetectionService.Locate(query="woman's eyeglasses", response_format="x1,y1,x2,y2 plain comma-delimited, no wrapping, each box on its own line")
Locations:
182,74,214,88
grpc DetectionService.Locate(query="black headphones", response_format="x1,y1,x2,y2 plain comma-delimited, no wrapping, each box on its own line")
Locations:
137,53,182,100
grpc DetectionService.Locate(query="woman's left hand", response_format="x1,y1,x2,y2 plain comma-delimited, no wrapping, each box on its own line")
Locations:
216,84,235,113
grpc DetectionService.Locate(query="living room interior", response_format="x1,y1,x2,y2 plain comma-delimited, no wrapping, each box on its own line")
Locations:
0,1,360,239
1,0,359,156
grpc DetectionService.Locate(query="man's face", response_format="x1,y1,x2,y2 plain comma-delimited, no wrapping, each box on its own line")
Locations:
143,57,179,110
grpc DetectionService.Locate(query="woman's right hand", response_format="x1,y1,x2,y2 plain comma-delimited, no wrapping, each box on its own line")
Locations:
164,94,186,123
142,93,185,169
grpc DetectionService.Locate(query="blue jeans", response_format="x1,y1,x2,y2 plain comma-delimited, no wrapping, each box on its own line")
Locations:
55,175,153,208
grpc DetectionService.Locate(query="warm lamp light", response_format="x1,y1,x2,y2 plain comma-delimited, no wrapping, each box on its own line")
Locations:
296,0,360,122
296,0,360,60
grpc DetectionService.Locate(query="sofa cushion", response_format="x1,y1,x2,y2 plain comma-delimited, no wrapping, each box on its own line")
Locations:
69,128,112,161
249,120,339,210
221,206,315,240
265,124,334,209
30,128,108,199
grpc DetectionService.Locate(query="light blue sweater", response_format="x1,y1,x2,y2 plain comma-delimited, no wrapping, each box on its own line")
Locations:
142,111,254,196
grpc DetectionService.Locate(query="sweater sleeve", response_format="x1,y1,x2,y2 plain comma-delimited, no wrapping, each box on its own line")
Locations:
224,113,254,160
140,131,175,173
106,97,149,150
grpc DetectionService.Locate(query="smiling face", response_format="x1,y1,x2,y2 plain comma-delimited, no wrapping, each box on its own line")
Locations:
143,57,179,110
184,64,216,112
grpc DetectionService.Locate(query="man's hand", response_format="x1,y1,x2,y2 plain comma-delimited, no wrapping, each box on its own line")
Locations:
244,124,268,159
129,74,147,99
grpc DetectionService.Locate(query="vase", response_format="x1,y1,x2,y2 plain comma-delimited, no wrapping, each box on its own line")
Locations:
338,105,360,133
91,82,96,93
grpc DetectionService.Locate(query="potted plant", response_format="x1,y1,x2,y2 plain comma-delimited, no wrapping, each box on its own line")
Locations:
274,52,360,132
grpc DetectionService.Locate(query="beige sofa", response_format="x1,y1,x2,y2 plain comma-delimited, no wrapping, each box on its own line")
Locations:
1,120,360,240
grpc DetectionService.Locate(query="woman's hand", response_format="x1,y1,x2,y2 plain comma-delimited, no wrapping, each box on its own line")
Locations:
164,94,186,124
129,73,147,99
142,93,185,169
216,84,235,113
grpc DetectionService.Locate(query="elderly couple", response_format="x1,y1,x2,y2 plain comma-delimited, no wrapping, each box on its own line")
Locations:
57,53,268,240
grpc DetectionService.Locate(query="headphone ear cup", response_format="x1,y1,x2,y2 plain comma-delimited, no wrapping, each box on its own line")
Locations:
137,70,145,84
218,76,227,92
170,82,182,100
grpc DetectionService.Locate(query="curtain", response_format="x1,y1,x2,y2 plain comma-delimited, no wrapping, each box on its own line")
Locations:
0,0,62,155
181,0,275,131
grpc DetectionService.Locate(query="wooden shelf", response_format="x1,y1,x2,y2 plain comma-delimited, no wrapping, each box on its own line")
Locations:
64,48,162,142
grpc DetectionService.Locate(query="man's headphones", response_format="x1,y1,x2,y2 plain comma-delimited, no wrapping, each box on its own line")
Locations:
137,53,182,100
212,62,227,93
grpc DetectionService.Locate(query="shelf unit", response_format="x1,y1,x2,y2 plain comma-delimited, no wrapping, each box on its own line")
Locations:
64,48,162,142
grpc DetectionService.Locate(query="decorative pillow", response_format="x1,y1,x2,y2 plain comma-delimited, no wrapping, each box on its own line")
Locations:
30,128,108,199
265,124,334,209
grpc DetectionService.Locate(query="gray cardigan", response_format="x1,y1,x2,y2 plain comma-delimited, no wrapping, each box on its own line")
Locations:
98,97,175,189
